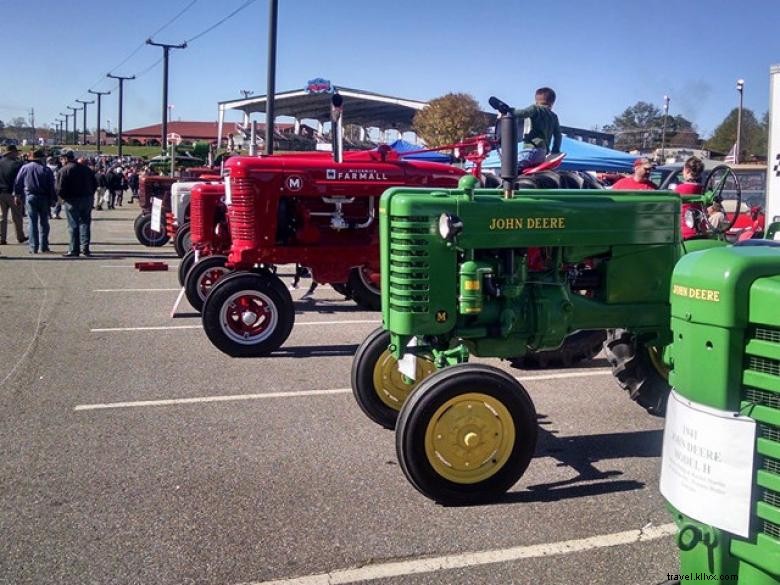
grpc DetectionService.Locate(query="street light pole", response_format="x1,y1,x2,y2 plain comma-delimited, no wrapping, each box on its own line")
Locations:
735,79,745,164
146,38,187,151
265,0,278,155
107,74,135,158
75,99,94,147
67,105,82,145
660,95,670,163
89,89,111,154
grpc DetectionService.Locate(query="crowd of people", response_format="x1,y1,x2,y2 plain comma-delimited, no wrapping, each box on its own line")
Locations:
0,145,151,256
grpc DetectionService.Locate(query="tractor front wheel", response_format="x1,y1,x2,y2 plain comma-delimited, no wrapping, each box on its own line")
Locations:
396,364,538,505
134,213,170,247
173,223,192,258
351,327,436,429
184,255,230,313
201,271,294,357
347,267,381,311
511,330,607,369
603,329,670,416
178,249,197,287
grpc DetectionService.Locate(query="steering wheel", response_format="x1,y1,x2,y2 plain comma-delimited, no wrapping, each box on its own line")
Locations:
702,164,742,233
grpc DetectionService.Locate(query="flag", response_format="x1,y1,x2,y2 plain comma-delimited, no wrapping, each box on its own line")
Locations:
724,143,737,164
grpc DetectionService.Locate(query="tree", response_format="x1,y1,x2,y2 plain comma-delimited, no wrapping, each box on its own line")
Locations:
10,116,27,128
705,108,765,159
603,101,699,151
412,93,487,148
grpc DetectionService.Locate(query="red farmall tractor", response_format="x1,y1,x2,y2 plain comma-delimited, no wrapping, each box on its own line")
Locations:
199,146,466,356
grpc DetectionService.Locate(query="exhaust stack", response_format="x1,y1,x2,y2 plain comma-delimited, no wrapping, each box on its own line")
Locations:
331,93,344,164
489,96,517,199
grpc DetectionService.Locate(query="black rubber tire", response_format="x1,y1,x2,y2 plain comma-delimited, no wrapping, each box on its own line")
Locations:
173,223,192,258
396,364,538,505
510,330,607,369
184,255,230,313
351,327,434,429
603,329,671,416
201,271,294,357
331,283,350,299
133,213,170,247
178,249,197,287
347,267,381,311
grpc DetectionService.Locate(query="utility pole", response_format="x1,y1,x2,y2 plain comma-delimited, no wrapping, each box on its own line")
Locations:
67,105,82,145
265,0,278,155
145,38,187,151
60,112,69,145
76,99,94,147
29,108,35,146
107,73,135,157
240,89,254,99
89,89,111,153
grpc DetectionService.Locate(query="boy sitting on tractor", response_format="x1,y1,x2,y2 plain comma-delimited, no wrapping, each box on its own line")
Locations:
507,87,563,169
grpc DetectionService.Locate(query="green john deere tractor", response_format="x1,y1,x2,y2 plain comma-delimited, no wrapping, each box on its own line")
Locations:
350,97,733,504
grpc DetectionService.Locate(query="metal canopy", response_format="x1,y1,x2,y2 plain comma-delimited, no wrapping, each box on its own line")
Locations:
218,87,428,129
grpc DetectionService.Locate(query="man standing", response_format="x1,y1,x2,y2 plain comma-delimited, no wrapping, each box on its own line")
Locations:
612,157,657,190
56,150,97,257
0,145,27,245
13,149,55,254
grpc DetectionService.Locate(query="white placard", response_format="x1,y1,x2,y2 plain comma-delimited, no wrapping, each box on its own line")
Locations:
660,390,756,537
150,197,163,233
397,337,418,380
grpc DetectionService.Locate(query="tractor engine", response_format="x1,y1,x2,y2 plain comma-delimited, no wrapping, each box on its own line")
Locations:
382,174,685,362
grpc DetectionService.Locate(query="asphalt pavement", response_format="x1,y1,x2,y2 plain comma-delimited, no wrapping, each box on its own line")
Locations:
0,205,678,585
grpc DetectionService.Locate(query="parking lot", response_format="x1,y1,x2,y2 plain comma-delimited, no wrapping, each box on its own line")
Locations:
1,208,677,585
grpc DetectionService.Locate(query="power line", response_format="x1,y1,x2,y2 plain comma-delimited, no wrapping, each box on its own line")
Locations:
186,0,258,43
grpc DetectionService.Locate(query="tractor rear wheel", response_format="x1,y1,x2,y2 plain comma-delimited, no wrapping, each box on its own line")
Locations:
173,223,192,258
510,330,606,369
184,255,230,313
178,249,197,287
347,267,381,311
134,213,170,247
396,364,538,505
202,271,294,357
603,329,670,416
351,327,436,429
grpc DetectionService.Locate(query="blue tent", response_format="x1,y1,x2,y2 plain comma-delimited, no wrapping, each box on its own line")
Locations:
479,136,636,172
388,139,453,163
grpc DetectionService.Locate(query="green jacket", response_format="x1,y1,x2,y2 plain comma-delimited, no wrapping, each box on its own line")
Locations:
512,104,562,154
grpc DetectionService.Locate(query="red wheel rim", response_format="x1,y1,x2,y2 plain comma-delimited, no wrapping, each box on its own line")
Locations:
219,290,278,344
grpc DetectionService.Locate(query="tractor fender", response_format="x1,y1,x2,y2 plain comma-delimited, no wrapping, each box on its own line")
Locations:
681,238,728,256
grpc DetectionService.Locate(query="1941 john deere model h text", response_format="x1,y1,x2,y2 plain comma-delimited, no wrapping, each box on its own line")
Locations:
350,96,735,505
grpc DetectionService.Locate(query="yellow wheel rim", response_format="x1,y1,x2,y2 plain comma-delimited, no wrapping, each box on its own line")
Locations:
424,392,516,484
647,346,670,380
372,350,436,411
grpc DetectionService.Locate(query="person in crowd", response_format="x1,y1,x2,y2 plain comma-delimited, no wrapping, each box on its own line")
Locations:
56,150,97,257
510,87,562,169
106,166,126,208
13,149,55,254
612,157,657,190
674,156,705,196
126,167,140,204
46,155,63,219
0,144,27,246
94,167,107,210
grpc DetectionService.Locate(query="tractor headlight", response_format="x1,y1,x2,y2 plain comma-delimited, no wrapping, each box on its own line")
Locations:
684,208,695,228
438,212,463,241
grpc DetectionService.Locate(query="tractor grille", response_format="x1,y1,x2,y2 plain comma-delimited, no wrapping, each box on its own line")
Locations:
743,324,780,544
190,192,204,243
388,215,432,314
228,178,255,242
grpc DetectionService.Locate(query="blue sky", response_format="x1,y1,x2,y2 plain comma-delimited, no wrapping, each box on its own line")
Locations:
1,0,778,138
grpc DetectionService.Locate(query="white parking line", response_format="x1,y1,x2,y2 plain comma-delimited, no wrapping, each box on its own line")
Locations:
89,319,379,333
237,523,676,585
93,288,181,292
73,369,611,411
